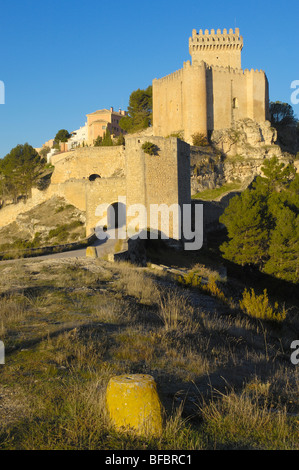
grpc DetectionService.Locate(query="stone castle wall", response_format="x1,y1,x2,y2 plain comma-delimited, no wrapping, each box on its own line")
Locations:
0,180,88,229
153,61,269,143
0,137,191,244
153,28,269,144
85,178,127,236
153,62,208,141
125,136,190,239
51,146,125,184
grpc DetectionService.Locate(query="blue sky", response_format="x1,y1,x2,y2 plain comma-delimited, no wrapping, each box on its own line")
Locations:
0,0,298,158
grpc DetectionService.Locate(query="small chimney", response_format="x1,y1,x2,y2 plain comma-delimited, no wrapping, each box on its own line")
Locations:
110,107,114,112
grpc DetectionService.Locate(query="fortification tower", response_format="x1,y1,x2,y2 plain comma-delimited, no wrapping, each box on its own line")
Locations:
153,27,268,143
189,28,243,69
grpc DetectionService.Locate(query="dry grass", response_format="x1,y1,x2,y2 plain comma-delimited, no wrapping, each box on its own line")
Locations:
240,288,287,323
0,257,298,450
198,379,298,449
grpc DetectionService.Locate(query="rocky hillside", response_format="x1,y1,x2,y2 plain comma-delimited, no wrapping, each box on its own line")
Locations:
0,196,86,250
191,118,298,196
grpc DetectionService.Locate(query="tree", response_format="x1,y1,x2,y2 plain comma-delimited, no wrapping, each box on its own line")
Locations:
101,129,113,146
39,146,50,159
94,136,103,147
269,101,297,127
0,143,46,202
119,86,152,133
115,133,125,146
54,129,71,143
269,102,299,153
219,189,270,267
219,157,299,282
263,207,299,283
253,156,297,194
141,141,159,155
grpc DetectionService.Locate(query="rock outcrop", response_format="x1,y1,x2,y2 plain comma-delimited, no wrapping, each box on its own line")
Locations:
191,119,296,195
211,118,281,158
0,196,86,247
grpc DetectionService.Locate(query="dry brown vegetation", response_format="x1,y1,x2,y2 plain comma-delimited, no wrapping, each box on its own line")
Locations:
0,256,298,450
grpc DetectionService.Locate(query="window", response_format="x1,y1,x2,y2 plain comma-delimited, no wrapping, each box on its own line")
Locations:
233,98,239,109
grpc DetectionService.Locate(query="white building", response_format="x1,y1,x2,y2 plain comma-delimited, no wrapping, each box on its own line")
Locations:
46,148,59,164
67,123,88,150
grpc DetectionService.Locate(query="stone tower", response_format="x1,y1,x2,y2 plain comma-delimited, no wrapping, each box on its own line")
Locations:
153,27,269,143
189,28,243,69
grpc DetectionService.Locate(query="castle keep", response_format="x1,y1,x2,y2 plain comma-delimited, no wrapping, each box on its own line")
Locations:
153,28,270,143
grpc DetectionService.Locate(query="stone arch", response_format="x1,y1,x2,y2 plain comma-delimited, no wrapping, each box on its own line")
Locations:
89,174,101,181
107,201,126,229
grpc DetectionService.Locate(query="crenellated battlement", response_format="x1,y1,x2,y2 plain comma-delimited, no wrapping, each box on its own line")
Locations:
153,60,265,87
190,27,242,41
153,67,185,84
189,27,243,69
152,27,269,142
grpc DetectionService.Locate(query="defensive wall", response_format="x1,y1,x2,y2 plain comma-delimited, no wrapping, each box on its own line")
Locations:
0,180,88,229
153,61,269,143
0,137,192,244
125,136,190,240
50,146,125,184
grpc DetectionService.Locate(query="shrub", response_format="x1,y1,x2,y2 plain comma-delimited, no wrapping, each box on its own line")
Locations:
239,288,286,323
202,278,228,303
177,271,202,288
141,142,159,155
191,132,209,147
94,136,102,147
167,131,184,139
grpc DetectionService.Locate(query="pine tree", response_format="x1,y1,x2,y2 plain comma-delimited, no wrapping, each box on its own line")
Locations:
119,86,152,133
219,157,299,282
264,207,299,283
94,135,103,147
253,156,296,194
220,189,270,267
0,143,45,201
101,129,113,146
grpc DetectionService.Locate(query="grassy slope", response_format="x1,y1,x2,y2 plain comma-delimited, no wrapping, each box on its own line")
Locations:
192,182,243,201
0,255,298,450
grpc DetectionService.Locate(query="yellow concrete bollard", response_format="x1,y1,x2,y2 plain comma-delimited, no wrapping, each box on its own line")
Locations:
86,246,98,258
106,374,163,436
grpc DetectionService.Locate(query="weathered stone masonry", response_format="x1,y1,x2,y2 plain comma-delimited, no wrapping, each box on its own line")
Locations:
0,138,191,243
153,28,269,143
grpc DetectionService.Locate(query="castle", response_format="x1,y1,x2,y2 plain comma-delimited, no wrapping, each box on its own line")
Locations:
1,27,274,248
153,28,270,143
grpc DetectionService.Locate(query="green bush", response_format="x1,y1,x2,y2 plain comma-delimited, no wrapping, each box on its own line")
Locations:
191,132,209,147
142,142,158,156
47,221,84,242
